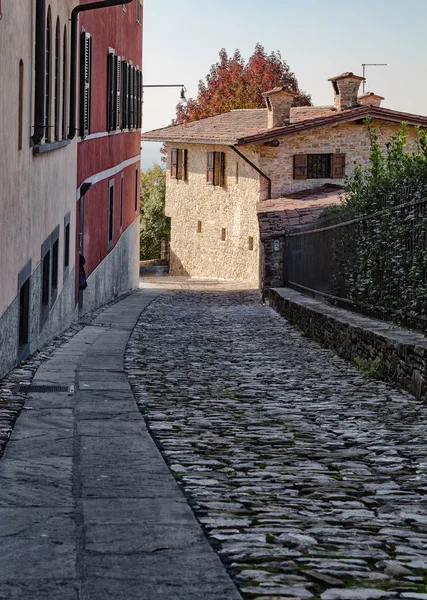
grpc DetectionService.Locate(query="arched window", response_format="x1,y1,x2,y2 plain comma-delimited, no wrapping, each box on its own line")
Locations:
45,8,51,141
62,26,67,139
18,60,24,150
54,19,60,141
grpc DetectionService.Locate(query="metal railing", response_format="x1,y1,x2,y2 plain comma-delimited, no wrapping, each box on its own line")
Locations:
284,197,427,333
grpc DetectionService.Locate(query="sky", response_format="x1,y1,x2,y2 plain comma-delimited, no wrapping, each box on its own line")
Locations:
141,0,427,170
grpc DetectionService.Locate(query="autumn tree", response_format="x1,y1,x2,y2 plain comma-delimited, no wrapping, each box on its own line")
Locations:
175,43,311,123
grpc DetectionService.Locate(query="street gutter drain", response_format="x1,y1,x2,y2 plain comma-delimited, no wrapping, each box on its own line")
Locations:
13,385,73,394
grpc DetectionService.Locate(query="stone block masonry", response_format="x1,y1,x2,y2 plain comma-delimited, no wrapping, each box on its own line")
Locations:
270,287,427,401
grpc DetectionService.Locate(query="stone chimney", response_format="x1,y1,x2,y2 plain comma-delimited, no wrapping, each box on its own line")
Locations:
358,92,384,108
328,72,365,111
262,87,296,129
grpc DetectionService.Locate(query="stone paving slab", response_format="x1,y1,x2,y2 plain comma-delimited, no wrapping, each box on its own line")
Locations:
126,288,427,600
0,288,242,600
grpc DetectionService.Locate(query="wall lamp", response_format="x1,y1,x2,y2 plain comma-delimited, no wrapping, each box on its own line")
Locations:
142,84,187,103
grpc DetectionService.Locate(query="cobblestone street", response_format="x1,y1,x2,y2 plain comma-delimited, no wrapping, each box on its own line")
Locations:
126,287,427,600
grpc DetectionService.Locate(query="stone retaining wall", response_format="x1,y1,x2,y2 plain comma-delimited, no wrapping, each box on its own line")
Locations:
270,287,427,401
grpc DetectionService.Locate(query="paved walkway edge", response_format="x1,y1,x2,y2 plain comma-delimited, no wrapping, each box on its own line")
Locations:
0,288,242,600
270,287,427,401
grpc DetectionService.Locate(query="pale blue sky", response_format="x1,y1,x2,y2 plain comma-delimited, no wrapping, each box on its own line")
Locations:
142,0,427,169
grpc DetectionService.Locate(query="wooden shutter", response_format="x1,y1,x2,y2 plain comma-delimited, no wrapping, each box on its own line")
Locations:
206,152,214,184
219,152,226,187
171,149,178,178
116,57,121,129
293,154,307,180
80,32,91,137
176,149,182,180
121,59,127,129
129,66,134,128
332,153,346,178
182,149,188,181
107,52,114,131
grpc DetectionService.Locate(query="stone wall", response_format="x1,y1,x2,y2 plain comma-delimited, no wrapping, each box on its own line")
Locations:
270,287,427,402
259,120,419,199
165,143,261,285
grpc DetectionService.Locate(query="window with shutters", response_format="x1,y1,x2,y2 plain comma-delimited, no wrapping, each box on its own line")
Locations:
293,153,346,180
80,31,92,138
45,12,51,141
107,51,115,131
62,27,67,139
206,151,226,186
54,20,60,141
170,149,188,181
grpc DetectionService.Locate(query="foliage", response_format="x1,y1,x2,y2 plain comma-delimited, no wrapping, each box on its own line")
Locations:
139,165,170,260
334,122,427,331
354,353,385,380
161,44,311,161
175,44,311,124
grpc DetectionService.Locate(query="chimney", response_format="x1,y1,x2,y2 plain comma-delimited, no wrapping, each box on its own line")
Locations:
358,92,384,108
328,72,365,111
262,87,296,129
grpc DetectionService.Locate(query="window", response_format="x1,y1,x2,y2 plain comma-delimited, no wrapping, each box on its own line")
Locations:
62,27,67,138
293,153,346,180
120,173,124,230
107,51,118,131
248,236,254,251
235,161,239,184
136,0,142,23
116,57,121,128
135,168,139,213
108,180,114,246
45,12,51,141
80,31,92,137
42,251,50,307
64,212,70,274
18,60,24,150
206,151,226,186
197,221,202,233
54,20,60,141
129,65,134,129
221,228,226,241
170,148,187,181
136,68,142,128
19,278,30,348
51,239,59,292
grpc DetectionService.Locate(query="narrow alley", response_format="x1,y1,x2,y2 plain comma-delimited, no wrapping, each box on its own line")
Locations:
0,282,427,600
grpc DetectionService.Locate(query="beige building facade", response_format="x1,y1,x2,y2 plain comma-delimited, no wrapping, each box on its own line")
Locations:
143,73,426,288
0,0,79,377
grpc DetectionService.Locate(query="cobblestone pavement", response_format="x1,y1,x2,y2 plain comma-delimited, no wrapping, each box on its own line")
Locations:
126,289,427,600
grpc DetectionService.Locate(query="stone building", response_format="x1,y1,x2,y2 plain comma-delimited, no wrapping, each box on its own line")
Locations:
0,0,141,379
142,72,427,288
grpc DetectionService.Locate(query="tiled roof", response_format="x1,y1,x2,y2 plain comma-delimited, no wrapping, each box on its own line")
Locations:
141,109,268,144
142,105,427,146
257,184,344,241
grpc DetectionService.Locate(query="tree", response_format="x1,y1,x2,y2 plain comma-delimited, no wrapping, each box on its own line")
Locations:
175,43,311,124
140,165,170,260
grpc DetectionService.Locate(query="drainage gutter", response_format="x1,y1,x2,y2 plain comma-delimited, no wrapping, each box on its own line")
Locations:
231,145,271,199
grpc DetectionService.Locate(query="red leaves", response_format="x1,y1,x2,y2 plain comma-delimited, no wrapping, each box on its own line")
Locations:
175,43,311,124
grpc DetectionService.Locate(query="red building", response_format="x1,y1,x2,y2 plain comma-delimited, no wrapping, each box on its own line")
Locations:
75,0,142,312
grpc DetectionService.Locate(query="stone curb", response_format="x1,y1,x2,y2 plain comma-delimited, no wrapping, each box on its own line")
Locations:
270,287,427,401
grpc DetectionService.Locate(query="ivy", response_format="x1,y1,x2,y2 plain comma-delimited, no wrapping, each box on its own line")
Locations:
332,121,427,333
